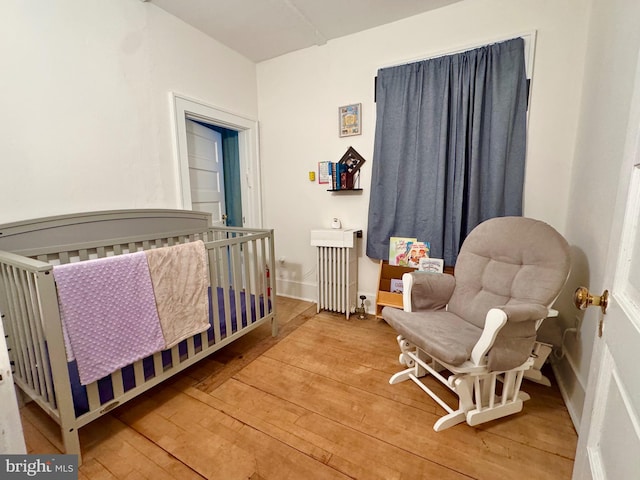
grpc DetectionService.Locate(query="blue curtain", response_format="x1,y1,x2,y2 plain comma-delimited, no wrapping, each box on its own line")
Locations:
366,38,528,266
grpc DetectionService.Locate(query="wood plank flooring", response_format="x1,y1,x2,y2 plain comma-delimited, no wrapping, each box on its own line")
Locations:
21,296,577,479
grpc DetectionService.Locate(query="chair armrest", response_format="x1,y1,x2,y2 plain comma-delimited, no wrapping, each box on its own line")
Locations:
469,303,549,366
402,272,456,313
470,308,508,366
499,303,549,322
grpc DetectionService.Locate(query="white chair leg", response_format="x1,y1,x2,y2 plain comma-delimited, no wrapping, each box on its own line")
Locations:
466,399,524,426
389,367,414,384
433,376,475,431
434,410,467,431
436,371,530,430
466,370,528,426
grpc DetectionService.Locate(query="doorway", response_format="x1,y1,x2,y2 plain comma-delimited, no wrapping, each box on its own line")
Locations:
188,120,243,227
170,93,264,228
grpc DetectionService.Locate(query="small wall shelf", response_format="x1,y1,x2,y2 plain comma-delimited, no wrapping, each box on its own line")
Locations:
327,188,363,192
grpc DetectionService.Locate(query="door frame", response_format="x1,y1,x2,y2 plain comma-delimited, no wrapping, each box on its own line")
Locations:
169,92,263,228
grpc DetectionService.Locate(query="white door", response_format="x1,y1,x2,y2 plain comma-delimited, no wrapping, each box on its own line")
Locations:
573,55,640,479
0,319,26,454
186,119,227,226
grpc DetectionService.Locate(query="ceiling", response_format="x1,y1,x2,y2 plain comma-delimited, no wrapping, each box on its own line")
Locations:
146,0,464,62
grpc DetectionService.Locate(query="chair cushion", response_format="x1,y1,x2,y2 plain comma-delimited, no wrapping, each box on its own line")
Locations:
382,306,482,366
448,217,570,330
487,319,537,371
409,272,456,311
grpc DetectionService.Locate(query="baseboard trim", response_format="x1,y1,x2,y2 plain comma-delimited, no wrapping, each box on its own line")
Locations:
275,279,378,314
551,353,584,431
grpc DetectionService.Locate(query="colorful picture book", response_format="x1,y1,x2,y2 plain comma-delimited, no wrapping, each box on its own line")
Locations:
418,257,444,273
390,278,404,293
389,237,431,268
406,242,430,268
389,237,416,266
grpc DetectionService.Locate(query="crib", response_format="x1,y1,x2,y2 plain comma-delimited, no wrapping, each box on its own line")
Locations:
0,209,277,463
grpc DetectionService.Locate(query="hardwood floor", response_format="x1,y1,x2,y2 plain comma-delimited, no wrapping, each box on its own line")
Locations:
21,296,577,479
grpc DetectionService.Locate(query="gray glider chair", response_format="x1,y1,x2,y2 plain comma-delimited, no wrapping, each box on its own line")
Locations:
382,216,570,431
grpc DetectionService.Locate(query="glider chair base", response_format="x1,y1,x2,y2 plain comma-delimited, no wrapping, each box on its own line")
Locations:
391,335,533,431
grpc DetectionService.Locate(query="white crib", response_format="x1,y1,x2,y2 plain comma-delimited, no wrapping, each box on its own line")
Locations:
0,209,277,463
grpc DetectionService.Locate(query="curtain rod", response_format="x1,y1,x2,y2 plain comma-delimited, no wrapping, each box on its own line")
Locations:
374,31,536,103
378,30,536,75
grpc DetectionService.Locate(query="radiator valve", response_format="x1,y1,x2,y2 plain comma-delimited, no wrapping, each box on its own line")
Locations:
355,295,367,319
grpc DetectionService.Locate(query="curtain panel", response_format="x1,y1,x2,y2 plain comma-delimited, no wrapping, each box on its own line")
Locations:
366,38,528,266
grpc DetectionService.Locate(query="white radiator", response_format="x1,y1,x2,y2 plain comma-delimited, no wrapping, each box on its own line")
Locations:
311,229,359,319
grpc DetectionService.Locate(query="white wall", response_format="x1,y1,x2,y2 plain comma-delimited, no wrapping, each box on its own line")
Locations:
257,0,589,309
2,0,631,433
551,0,640,427
0,0,257,224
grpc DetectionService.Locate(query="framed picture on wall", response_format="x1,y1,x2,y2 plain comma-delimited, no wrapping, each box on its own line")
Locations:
339,103,361,137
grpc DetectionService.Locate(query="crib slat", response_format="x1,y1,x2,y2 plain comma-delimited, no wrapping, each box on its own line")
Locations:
243,240,253,320
231,242,242,333
186,336,196,358
111,370,124,398
22,270,50,400
58,252,70,265
153,351,163,376
87,382,100,412
261,237,270,305
208,248,222,345
218,245,233,339
6,266,32,389
170,345,180,367
248,240,259,323
134,359,145,384
0,265,25,381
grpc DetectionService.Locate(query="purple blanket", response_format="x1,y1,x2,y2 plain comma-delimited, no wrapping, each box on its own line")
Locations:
53,252,166,385
68,287,270,417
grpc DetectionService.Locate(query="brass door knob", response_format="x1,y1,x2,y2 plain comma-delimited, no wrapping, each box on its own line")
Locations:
574,286,609,314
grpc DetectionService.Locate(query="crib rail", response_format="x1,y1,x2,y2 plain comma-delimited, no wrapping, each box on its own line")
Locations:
0,257,56,408
206,227,276,342
0,223,276,462
0,252,79,453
